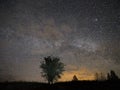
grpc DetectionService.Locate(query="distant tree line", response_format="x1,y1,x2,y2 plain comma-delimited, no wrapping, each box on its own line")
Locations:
95,70,119,81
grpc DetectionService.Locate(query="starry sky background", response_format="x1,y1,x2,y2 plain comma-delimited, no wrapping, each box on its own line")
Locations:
0,0,120,82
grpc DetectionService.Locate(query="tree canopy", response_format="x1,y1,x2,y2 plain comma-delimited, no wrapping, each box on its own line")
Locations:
40,56,65,84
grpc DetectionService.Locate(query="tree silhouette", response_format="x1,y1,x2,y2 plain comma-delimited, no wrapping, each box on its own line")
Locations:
94,72,106,81
72,75,78,81
40,56,65,84
107,73,111,80
94,73,99,81
107,70,119,80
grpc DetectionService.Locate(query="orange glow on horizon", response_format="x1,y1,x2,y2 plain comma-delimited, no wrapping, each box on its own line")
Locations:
59,67,96,81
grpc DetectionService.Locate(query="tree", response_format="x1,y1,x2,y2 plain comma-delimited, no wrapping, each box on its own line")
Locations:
40,56,65,84
107,70,119,80
107,73,111,80
100,72,106,81
94,73,99,81
72,75,78,81
94,72,106,81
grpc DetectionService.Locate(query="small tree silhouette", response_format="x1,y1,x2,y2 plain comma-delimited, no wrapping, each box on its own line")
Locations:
95,73,99,81
107,73,111,80
40,56,65,84
72,75,78,81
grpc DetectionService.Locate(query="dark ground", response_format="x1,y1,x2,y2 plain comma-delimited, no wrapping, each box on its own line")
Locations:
0,80,120,90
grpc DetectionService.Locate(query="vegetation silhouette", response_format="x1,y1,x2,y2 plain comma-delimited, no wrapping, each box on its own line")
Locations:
40,56,65,84
72,75,78,81
107,70,119,80
0,80,120,90
0,57,120,90
94,72,106,81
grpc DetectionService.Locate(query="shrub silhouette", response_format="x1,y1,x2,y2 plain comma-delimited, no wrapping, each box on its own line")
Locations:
40,56,65,84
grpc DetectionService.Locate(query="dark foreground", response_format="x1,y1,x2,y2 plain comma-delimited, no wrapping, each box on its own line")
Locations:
0,80,120,90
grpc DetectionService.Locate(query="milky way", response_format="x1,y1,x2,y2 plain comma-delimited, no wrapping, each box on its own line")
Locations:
0,0,120,82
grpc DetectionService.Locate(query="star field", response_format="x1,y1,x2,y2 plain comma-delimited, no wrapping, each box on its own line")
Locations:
0,0,120,82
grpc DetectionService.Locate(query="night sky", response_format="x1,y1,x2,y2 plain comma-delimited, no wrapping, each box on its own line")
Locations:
0,0,120,82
